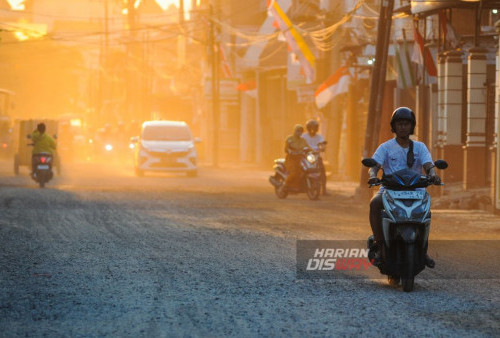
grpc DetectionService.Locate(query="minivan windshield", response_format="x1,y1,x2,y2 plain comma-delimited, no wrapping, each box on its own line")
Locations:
142,125,192,141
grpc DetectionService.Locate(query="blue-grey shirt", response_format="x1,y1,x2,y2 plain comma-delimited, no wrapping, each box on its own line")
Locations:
372,138,433,193
302,133,325,151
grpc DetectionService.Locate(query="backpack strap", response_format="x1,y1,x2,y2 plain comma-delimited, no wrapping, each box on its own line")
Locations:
407,139,415,168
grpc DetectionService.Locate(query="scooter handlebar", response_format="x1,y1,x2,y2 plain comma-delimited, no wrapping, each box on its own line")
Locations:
367,175,444,188
287,147,313,156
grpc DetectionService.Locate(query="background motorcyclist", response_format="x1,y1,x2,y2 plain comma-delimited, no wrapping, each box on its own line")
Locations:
302,119,329,196
368,107,440,268
31,122,56,174
283,124,309,191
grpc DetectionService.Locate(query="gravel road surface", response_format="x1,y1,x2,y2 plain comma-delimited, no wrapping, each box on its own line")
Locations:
0,161,499,336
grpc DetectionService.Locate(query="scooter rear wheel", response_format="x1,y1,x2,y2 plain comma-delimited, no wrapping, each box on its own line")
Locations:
274,177,288,199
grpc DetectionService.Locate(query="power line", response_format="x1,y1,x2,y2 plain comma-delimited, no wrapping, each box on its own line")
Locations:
0,18,209,46
0,6,208,21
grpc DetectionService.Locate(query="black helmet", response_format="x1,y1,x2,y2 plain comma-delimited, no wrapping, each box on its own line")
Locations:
37,123,46,134
306,119,319,133
390,107,416,134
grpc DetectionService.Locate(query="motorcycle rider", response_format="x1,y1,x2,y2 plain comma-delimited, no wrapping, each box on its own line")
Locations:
368,107,440,268
302,119,329,195
31,123,56,175
282,124,309,192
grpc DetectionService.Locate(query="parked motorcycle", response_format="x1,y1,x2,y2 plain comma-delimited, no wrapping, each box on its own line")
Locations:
31,152,54,188
269,147,322,200
362,158,447,292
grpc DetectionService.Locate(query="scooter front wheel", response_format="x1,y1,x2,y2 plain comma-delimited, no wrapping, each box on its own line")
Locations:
402,243,415,292
306,178,320,200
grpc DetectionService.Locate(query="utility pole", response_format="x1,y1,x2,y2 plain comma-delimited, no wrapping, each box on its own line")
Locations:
127,0,138,120
127,0,136,32
179,0,184,25
142,31,148,123
210,2,220,167
356,0,395,199
104,0,109,48
98,0,109,124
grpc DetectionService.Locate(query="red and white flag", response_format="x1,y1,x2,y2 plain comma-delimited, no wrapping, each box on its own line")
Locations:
439,11,459,48
268,0,316,83
236,80,257,98
314,66,350,109
219,43,233,79
412,26,437,77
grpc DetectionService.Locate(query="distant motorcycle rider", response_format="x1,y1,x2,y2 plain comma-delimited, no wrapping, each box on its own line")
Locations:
282,124,309,191
302,119,329,195
31,123,56,174
368,107,439,268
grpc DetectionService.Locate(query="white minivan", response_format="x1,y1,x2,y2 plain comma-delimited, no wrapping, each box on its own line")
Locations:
132,121,199,177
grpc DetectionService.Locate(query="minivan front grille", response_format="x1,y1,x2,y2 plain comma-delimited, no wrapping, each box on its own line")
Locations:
146,150,189,159
150,161,187,168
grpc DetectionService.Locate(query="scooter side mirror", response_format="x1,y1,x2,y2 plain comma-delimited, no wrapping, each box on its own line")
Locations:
362,158,378,168
434,160,448,170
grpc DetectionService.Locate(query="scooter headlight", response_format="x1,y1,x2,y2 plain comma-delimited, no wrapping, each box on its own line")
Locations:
411,193,430,221
411,205,426,221
306,154,316,164
384,193,397,211
392,206,407,220
105,144,113,151
385,193,395,205
422,193,429,205
384,193,406,220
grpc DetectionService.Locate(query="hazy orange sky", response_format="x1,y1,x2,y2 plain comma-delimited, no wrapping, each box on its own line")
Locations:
6,0,193,12
153,0,193,11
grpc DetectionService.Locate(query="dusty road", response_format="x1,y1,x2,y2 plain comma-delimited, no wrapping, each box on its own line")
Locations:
0,160,499,336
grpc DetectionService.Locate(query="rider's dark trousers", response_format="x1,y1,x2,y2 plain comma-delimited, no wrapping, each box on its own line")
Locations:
318,157,327,192
369,193,384,242
284,154,302,188
31,154,37,174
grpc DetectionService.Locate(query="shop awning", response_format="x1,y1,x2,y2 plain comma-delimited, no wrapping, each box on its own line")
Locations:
411,0,500,15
